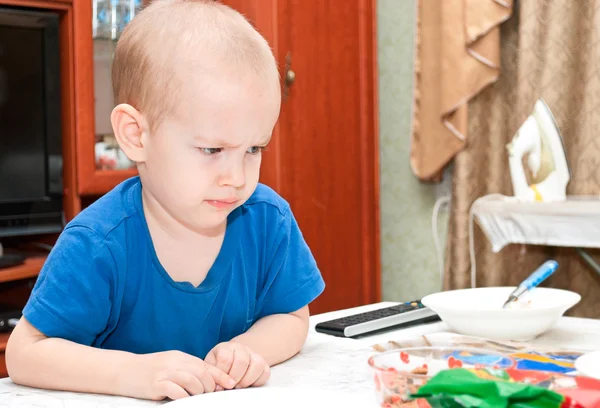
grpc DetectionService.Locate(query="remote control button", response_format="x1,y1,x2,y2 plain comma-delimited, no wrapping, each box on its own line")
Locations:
389,305,416,313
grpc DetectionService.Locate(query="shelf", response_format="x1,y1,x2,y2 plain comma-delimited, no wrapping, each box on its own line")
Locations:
0,332,8,352
79,168,138,196
0,256,46,284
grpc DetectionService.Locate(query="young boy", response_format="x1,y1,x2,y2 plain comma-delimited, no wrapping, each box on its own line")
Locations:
5,0,324,401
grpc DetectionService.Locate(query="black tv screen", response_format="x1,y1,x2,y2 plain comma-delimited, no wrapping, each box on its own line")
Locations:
0,7,63,237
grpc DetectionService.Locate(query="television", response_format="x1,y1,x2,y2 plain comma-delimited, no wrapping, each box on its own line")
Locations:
0,7,63,267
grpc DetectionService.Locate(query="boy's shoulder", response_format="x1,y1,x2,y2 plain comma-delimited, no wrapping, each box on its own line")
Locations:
66,177,141,238
243,183,291,218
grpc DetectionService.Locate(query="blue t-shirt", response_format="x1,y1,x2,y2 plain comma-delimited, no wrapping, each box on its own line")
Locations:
23,177,325,358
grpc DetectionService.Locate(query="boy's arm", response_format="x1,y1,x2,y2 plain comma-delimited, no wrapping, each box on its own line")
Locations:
221,204,323,369
7,318,235,400
205,201,324,385
231,306,310,366
8,226,233,400
7,317,136,396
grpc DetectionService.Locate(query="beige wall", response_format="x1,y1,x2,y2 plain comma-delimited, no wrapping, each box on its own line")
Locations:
377,0,450,302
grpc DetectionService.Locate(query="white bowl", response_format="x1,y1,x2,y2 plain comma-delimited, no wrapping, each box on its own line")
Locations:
421,287,581,341
575,351,600,379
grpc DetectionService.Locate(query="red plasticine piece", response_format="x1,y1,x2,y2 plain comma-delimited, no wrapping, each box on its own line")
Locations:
390,395,402,404
576,376,600,390
400,352,410,364
447,357,463,369
505,368,550,384
417,399,433,408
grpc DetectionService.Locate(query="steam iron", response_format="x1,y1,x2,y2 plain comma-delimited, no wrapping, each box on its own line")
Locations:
506,99,570,202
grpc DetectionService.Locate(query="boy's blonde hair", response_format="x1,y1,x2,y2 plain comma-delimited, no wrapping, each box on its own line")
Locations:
112,0,279,131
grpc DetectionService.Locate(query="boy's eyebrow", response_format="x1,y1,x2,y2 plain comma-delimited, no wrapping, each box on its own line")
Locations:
258,135,272,145
193,135,272,146
193,135,234,147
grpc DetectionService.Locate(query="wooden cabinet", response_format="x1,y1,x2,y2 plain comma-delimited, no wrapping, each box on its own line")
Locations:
0,0,378,318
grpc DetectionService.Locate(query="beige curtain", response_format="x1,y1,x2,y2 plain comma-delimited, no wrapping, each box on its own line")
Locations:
445,0,600,318
411,0,513,181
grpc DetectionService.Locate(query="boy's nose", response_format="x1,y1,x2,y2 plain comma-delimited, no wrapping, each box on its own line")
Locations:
219,161,246,188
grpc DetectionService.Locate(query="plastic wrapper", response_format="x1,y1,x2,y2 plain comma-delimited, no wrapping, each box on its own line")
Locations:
411,369,586,408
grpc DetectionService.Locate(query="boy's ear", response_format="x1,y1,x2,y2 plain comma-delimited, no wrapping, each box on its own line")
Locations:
111,103,148,163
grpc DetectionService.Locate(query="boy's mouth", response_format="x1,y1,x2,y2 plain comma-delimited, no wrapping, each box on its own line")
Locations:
206,198,239,209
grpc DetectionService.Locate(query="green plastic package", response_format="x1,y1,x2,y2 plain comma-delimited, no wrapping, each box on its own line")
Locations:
411,369,576,408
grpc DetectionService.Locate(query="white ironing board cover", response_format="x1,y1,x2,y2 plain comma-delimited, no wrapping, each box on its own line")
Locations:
471,194,600,252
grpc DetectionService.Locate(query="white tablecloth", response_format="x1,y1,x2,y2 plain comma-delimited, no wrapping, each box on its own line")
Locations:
0,302,599,407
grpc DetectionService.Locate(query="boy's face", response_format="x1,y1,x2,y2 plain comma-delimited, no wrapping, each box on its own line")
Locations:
140,67,281,231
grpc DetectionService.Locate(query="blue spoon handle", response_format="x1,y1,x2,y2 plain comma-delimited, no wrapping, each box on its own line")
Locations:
503,260,558,307
521,260,559,290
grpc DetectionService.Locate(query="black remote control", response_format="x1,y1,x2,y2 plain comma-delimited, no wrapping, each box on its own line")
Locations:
315,301,440,338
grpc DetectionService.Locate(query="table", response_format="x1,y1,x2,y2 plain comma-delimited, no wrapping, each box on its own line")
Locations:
0,302,598,407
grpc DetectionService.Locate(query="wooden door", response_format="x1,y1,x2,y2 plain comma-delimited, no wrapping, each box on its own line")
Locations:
274,0,380,314
220,0,380,314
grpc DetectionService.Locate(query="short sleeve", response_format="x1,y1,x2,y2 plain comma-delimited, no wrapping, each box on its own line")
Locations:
23,226,116,345
255,208,325,319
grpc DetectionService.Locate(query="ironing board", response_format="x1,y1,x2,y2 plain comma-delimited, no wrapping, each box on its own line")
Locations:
469,194,600,287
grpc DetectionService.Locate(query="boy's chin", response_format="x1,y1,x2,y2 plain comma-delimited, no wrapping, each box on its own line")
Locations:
190,212,230,232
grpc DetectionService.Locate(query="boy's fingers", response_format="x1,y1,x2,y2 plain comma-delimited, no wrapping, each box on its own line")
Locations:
206,364,236,390
252,365,271,387
170,371,205,396
185,353,227,390
237,354,264,389
214,349,234,375
204,351,216,367
197,371,216,393
156,380,189,401
228,347,250,384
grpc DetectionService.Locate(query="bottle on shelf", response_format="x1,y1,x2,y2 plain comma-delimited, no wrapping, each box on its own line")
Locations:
93,0,142,40
92,0,142,171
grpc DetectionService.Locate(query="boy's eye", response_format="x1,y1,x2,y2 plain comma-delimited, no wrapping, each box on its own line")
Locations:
247,146,266,154
199,147,222,155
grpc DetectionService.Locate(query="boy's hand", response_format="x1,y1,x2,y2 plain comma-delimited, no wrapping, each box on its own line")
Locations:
204,341,270,389
132,350,236,400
